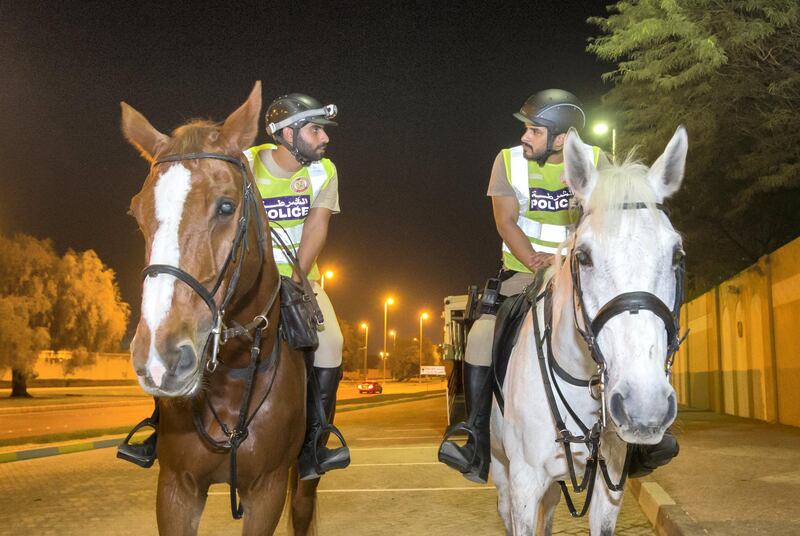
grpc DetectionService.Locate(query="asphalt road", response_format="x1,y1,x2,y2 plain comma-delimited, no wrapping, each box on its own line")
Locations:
0,394,654,535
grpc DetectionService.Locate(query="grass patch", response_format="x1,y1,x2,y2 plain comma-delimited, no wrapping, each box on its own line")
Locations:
0,426,137,448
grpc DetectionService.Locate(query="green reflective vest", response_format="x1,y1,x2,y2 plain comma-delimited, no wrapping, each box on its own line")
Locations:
244,144,336,281
500,144,601,273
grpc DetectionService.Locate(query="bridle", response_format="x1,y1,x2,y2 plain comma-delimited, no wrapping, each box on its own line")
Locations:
142,151,279,373
569,202,686,425
532,201,688,517
141,150,283,520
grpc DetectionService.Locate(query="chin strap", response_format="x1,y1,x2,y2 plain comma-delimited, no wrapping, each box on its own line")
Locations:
276,126,313,167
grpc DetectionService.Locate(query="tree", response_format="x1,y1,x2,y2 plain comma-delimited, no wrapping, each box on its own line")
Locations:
588,1,800,295
0,234,130,396
339,319,365,373
0,235,58,397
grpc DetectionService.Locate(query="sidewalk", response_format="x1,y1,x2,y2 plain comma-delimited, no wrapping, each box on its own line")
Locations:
639,407,800,535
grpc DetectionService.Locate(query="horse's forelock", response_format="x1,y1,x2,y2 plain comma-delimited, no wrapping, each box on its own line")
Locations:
163,120,222,156
585,154,665,239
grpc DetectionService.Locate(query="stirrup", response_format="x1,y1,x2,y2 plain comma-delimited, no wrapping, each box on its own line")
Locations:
438,422,480,474
299,423,350,480
116,417,158,468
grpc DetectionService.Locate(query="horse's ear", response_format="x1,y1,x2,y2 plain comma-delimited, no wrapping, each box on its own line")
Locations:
647,126,688,200
220,81,262,153
563,128,597,204
121,102,169,162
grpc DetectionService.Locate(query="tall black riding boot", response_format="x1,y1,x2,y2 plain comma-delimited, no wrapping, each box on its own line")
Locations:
628,428,680,478
298,366,351,480
116,399,159,468
438,363,493,484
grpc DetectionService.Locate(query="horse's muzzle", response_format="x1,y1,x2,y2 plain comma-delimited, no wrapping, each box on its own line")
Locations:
609,389,676,444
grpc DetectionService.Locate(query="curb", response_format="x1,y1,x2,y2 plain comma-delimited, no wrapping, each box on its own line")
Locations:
0,391,446,464
628,479,707,535
0,437,123,464
0,399,152,415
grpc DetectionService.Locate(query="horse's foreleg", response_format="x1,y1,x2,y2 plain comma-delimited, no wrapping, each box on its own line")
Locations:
290,470,320,536
508,459,547,535
537,482,561,536
156,469,209,536
589,439,626,535
491,449,512,536
240,465,291,536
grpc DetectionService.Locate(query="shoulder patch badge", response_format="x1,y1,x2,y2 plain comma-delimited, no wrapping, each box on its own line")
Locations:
291,177,310,193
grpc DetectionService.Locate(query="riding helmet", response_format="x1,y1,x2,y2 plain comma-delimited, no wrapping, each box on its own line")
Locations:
513,89,585,134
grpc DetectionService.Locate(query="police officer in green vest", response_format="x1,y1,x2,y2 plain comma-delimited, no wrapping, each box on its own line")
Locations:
438,89,679,484
244,93,350,480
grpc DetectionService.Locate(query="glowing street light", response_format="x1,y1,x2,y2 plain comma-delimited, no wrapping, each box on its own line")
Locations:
592,122,616,161
360,322,369,378
320,270,335,289
389,329,397,353
379,351,390,382
419,312,429,384
383,297,395,381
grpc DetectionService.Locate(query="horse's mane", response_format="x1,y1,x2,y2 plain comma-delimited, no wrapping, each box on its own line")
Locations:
163,119,221,155
584,151,666,241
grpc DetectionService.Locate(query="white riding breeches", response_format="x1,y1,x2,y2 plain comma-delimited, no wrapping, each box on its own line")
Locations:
464,272,536,367
311,282,343,368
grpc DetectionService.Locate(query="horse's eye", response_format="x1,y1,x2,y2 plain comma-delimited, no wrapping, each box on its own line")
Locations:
575,249,593,267
672,247,685,267
217,200,236,216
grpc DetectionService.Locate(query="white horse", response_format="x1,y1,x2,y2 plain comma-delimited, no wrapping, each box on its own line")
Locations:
491,126,688,535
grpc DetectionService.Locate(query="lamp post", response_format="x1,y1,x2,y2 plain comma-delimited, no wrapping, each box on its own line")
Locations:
360,322,368,378
320,270,334,289
383,297,394,381
592,122,616,161
419,312,429,383
389,329,397,354
379,351,389,382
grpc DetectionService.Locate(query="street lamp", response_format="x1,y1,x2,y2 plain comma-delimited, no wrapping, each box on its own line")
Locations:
389,329,397,353
320,270,335,289
383,297,394,381
360,322,369,379
379,351,390,382
419,312,429,383
592,122,616,161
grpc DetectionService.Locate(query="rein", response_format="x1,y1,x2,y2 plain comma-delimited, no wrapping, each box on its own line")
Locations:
531,202,687,518
144,151,282,519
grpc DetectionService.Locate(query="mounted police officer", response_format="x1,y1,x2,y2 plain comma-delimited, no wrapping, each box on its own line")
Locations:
243,93,350,480
118,93,350,481
438,89,678,484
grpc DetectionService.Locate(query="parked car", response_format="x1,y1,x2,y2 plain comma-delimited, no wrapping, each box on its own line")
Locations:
357,380,383,394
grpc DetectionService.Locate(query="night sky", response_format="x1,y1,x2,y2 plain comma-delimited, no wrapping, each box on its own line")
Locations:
0,1,614,349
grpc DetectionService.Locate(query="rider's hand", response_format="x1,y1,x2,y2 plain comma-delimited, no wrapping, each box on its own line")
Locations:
527,252,554,271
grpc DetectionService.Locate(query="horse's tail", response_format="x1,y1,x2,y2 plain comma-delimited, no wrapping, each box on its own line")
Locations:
285,464,319,536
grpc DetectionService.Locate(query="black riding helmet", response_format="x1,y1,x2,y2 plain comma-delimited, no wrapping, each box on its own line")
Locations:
266,93,338,165
514,89,585,166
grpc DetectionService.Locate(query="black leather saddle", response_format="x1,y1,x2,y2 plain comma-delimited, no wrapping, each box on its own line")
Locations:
491,277,545,414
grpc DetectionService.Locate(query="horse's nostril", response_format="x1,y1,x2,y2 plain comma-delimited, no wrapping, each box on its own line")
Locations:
662,392,677,427
609,392,630,426
175,345,197,377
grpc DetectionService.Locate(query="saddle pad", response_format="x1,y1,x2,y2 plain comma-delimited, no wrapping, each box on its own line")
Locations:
491,286,536,414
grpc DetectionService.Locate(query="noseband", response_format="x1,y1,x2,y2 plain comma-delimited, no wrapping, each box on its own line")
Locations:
142,151,275,373
570,202,686,386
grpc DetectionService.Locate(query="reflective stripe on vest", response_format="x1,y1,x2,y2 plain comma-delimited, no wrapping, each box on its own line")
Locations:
501,144,600,271
244,144,335,280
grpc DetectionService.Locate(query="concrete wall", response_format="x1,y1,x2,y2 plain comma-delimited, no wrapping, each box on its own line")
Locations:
671,236,800,426
0,351,133,381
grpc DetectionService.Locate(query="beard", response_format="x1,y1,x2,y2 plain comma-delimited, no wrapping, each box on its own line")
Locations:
522,142,547,162
296,135,327,163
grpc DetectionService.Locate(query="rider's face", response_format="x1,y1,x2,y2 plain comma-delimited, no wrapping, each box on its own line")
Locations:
295,123,330,162
521,125,548,161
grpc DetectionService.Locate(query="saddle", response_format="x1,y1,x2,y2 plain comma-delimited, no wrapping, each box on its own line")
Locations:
491,272,546,414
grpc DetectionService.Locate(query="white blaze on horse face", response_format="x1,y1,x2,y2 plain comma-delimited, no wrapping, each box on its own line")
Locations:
142,163,192,386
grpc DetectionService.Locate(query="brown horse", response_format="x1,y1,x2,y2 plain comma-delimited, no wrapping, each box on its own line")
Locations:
123,82,320,535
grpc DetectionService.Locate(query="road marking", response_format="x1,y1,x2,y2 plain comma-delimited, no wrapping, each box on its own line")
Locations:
350,462,440,467
354,435,441,441
208,486,495,495
350,446,438,451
